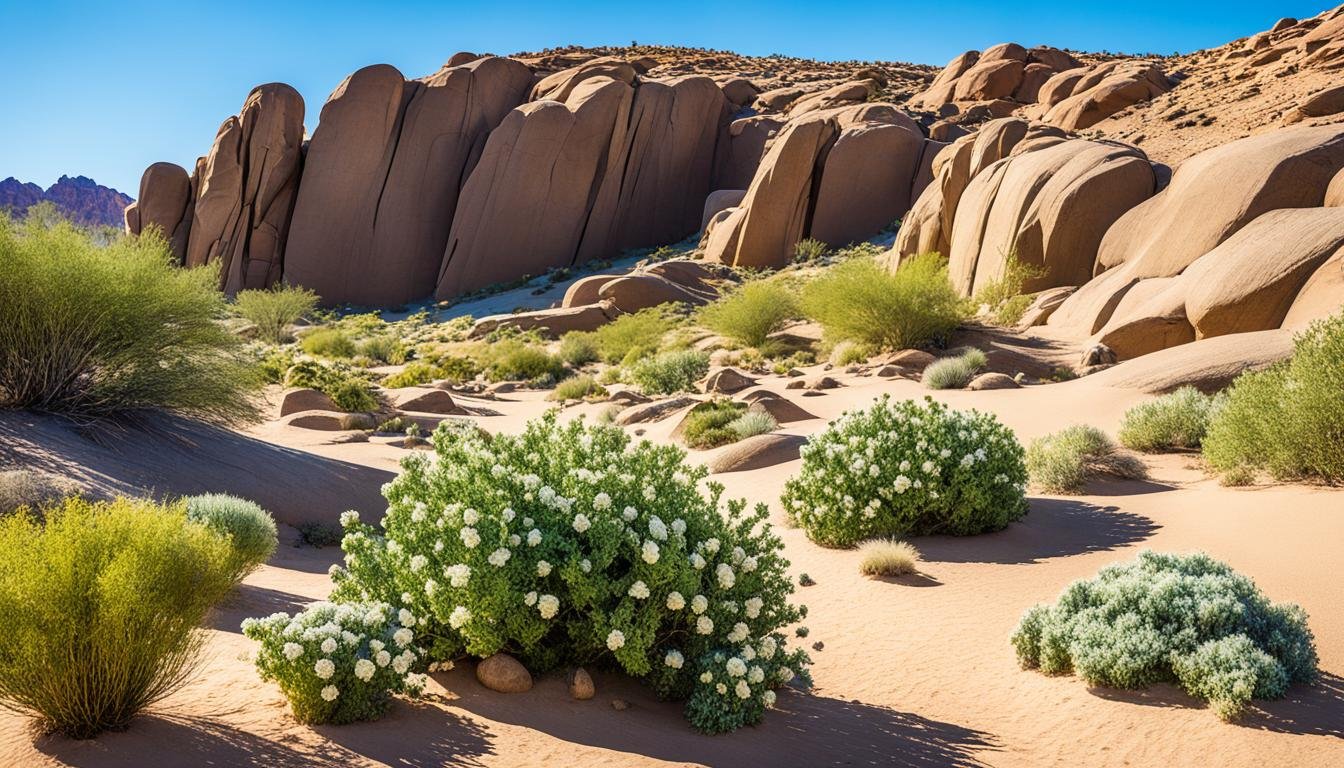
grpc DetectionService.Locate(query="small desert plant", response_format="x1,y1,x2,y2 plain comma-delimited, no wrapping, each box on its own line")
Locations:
233,284,319,343
185,494,278,582
728,408,778,440
921,348,987,390
801,253,964,350
698,282,800,348
357,335,409,365
1027,425,1147,494
485,341,566,384
1118,387,1225,452
382,361,439,389
1012,551,1317,721
627,349,710,395
301,328,358,359
1203,313,1344,484
434,354,482,383
592,307,679,364
681,400,748,449
828,340,872,367
793,238,829,263
377,416,410,434
286,361,379,412
297,520,344,547
0,217,260,422
0,497,235,738
549,375,606,401
0,470,73,515
782,395,1027,547
242,601,428,725
856,539,920,577
972,252,1044,327
558,332,600,367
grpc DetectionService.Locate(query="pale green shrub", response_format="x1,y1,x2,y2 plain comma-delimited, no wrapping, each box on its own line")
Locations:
801,254,964,350
233,284,318,343
856,539,920,577
185,494,278,582
382,362,438,389
699,282,799,348
828,340,873,367
627,349,710,395
1027,425,1147,494
301,328,357,359
728,409,777,440
972,252,1043,327
592,308,679,363
0,470,73,515
782,395,1027,547
357,335,409,365
1012,551,1317,720
682,400,747,449
793,238,829,263
549,375,606,401
558,332,600,367
1118,387,1225,452
921,348,987,389
242,601,427,725
285,361,378,412
485,341,565,383
331,413,811,733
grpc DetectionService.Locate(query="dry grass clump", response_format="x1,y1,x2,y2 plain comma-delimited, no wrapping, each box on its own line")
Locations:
801,254,964,350
921,348,987,389
233,284,318,344
1027,425,1148,494
857,538,921,577
0,470,75,515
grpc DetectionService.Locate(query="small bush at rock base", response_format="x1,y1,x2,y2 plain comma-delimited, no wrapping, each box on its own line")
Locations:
793,238,829,263
1027,425,1147,494
592,308,680,364
357,335,409,365
856,539,920,577
1118,387,1225,452
699,281,800,348
627,349,710,395
185,493,278,582
782,395,1027,547
728,409,777,441
921,348,987,390
801,253,964,350
233,284,319,344
0,497,235,738
0,470,74,515
286,361,379,412
1012,551,1317,721
682,400,748,449
300,328,358,359
549,375,606,402
972,252,1043,327
382,362,439,389
558,332,600,367
485,341,566,384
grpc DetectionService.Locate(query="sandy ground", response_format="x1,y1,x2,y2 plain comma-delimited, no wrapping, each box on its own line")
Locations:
2,368,1341,767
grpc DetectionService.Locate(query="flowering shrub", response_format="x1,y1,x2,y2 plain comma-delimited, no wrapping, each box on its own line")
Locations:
781,395,1027,547
331,412,810,733
1012,551,1317,720
242,601,429,725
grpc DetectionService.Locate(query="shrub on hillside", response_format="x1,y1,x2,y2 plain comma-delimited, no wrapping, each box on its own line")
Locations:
1118,387,1225,452
285,361,379,412
0,497,235,737
1026,425,1147,494
485,341,565,384
800,253,964,350
331,414,811,733
185,494,278,582
592,308,679,364
627,349,710,395
301,328,357,359
357,335,409,365
972,252,1043,327
699,282,799,348
549,375,606,402
1012,551,1317,720
558,332,600,367
1203,313,1344,484
682,400,747,449
233,284,319,344
0,217,259,422
921,348,987,390
782,395,1027,547
793,238,829,263
728,409,778,441
242,601,428,725
382,361,439,389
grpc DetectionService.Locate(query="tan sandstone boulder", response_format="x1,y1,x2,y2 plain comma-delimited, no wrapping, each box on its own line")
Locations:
713,116,783,190
125,162,193,261
476,653,533,693
706,433,806,473
1042,61,1171,131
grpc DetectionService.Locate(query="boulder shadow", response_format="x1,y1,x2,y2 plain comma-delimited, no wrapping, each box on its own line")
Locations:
916,498,1159,565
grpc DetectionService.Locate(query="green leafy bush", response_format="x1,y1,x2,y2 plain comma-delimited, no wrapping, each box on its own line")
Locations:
1118,387,1225,452
828,340,873,367
558,332,600,367
793,238,829,263
1012,551,1317,720
972,253,1043,327
242,601,428,725
331,414,810,733
298,520,344,547
357,335,409,365
1203,313,1344,483
728,409,777,441
782,396,1027,547
699,282,799,348
233,284,318,343
1026,425,1147,494
434,354,482,383
627,349,710,395
800,253,964,350
0,216,259,422
485,341,566,384
285,361,379,412
301,328,358,359
682,400,748,449
549,374,606,401
921,348,987,390
185,494,278,582
0,497,235,737
592,308,678,364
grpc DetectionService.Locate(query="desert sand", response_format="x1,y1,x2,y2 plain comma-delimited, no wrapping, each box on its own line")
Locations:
3,364,1340,768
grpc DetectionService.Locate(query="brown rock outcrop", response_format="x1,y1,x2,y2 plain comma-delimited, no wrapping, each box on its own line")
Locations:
909,45,1081,112
1041,61,1171,130
713,116,782,190
125,162,193,261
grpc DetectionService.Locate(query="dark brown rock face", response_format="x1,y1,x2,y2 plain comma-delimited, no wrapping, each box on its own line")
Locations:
125,162,193,261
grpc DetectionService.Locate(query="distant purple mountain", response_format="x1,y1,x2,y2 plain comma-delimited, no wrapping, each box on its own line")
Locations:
0,175,134,228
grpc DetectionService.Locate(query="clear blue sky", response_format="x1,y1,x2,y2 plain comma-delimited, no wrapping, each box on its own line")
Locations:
0,0,1330,195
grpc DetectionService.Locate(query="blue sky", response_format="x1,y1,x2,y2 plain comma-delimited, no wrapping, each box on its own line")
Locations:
0,0,1329,195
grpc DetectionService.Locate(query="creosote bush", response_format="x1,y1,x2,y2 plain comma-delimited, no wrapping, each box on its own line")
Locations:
233,284,318,343
1202,313,1344,484
856,539,920,577
1027,425,1147,494
0,217,260,422
592,307,680,364
971,252,1043,327
331,413,811,733
921,348,987,390
698,281,799,348
801,253,964,350
242,601,428,725
627,349,710,395
549,374,606,402
682,400,748,449
558,332,601,367
1012,551,1317,720
185,494,279,582
0,497,236,738
1118,387,1224,452
485,341,566,384
782,395,1027,547
301,328,358,359
285,361,379,412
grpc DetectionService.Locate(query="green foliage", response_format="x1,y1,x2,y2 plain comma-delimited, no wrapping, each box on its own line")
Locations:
828,340,872,367
921,348,987,390
485,341,566,384
242,601,427,725
1012,551,1317,720
682,400,748,449
627,349,710,395
792,238,829,263
1203,313,1344,483
0,497,235,738
382,362,439,389
301,328,358,359
699,282,800,348
1118,387,1225,452
972,252,1044,327
233,284,319,343
285,361,378,412
549,375,606,401
0,216,260,422
728,409,778,441
592,308,679,364
331,413,810,733
184,494,278,582
782,396,1027,547
257,346,296,384
357,335,409,365
298,521,344,548
1026,425,1147,494
558,332,600,367
800,253,964,350
377,416,411,434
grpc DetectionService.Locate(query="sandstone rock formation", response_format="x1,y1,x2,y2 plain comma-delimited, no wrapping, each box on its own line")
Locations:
909,45,1082,114
124,162,193,260
1037,61,1172,130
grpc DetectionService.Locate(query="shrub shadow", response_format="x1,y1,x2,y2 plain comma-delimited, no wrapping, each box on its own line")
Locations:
206,583,311,634
916,498,1159,565
872,572,944,588
1080,477,1176,496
